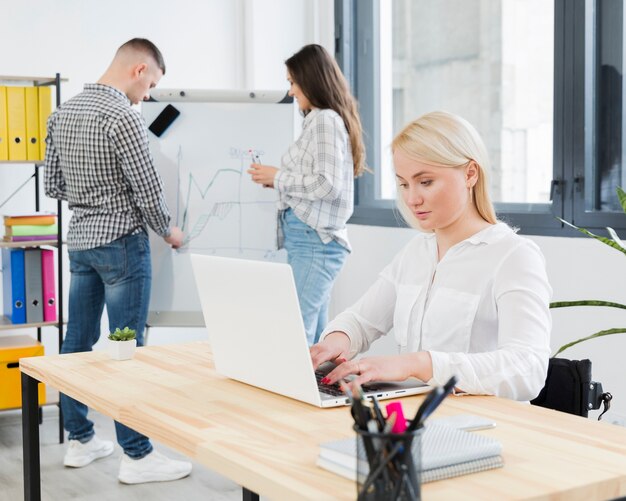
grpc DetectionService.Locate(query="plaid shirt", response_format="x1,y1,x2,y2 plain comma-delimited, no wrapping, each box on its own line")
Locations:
44,84,171,251
275,108,354,251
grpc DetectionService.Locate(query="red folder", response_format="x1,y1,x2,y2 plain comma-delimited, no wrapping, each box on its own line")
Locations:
41,249,57,322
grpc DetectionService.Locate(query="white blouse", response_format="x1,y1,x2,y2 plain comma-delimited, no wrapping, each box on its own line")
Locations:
321,223,552,401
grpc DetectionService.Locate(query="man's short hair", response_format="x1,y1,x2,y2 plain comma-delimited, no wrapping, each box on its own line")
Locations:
118,38,166,75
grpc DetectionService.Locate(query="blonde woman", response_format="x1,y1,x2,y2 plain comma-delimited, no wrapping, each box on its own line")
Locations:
310,111,552,401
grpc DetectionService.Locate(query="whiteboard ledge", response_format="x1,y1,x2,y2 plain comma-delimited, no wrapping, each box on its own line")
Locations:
150,89,293,104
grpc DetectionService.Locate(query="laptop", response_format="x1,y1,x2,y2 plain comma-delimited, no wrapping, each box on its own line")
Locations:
190,254,430,408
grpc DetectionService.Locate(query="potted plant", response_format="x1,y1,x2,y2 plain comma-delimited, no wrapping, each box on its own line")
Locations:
107,326,137,361
551,186,626,356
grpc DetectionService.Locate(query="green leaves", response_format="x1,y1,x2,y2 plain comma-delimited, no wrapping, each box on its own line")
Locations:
556,187,626,256
108,326,136,341
553,328,626,357
557,217,626,256
550,300,626,310
551,187,625,356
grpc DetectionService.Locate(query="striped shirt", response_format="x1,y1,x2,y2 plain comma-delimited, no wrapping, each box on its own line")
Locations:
44,83,171,251
274,108,354,251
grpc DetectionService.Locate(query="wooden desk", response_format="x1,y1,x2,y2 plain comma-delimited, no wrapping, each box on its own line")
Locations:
20,342,626,500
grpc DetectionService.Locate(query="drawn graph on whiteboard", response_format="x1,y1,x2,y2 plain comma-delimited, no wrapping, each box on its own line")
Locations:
176,145,278,257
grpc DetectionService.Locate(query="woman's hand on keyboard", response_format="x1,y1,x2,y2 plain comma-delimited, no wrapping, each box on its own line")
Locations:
322,352,434,391
310,331,351,370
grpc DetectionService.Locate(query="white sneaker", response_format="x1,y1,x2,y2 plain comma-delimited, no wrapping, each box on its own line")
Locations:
118,450,192,484
63,435,114,468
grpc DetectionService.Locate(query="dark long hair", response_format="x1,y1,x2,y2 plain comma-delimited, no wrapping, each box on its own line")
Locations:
285,44,366,177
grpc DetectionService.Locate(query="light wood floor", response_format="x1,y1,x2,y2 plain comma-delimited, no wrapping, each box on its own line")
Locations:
0,405,244,501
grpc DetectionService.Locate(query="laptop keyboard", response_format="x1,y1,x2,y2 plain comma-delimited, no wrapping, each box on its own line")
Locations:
315,370,384,396
315,370,344,396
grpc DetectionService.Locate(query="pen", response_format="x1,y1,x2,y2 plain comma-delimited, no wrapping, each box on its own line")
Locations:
382,411,397,434
352,384,372,431
340,380,369,431
339,380,360,426
368,395,386,430
408,375,458,431
408,387,443,432
367,419,382,450
348,383,380,476
338,379,353,400
251,152,270,187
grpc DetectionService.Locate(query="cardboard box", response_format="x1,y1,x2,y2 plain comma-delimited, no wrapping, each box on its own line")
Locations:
0,335,45,409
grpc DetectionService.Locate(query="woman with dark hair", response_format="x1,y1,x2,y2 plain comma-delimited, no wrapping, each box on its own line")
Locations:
248,44,366,345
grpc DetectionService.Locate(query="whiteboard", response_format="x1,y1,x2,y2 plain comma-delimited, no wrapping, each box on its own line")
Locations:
142,93,297,322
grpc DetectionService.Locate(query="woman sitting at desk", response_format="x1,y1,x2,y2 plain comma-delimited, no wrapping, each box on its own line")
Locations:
310,111,552,401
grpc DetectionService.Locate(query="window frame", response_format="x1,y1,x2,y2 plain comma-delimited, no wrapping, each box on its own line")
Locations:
336,0,626,237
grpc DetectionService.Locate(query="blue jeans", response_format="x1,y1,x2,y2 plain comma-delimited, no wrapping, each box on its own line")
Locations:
281,209,349,345
61,231,153,459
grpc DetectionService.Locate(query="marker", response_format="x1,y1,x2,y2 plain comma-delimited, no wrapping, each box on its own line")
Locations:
385,401,407,433
247,149,260,165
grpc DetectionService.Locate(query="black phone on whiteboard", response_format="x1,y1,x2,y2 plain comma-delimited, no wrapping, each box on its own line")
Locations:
148,104,181,137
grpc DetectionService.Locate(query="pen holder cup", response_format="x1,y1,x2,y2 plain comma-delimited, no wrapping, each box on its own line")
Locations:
355,424,423,501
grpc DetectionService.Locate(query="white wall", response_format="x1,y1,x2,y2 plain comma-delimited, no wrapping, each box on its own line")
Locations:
332,223,626,421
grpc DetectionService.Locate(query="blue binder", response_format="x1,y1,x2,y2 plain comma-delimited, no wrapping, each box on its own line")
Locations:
2,248,26,324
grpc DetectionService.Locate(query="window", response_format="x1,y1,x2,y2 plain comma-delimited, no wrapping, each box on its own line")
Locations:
583,0,626,217
337,0,626,235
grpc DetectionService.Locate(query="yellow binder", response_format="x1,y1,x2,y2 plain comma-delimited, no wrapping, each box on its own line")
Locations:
24,87,40,161
6,87,26,160
0,87,7,161
38,86,51,161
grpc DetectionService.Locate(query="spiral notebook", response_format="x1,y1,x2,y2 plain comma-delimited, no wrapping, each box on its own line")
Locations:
317,423,503,483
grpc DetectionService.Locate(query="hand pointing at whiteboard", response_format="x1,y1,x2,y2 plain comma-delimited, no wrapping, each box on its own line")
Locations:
248,163,278,188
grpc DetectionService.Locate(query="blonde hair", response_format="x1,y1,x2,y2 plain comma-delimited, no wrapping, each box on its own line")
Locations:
391,111,497,230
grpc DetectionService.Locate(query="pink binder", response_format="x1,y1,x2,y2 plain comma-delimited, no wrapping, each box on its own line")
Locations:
41,249,57,322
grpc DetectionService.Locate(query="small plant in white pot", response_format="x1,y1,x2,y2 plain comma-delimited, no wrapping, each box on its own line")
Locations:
108,327,137,361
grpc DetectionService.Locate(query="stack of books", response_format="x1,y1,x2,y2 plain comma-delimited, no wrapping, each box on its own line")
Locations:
317,422,503,484
3,213,58,242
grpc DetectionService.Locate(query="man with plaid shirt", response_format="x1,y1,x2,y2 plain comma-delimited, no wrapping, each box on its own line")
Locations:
44,38,190,485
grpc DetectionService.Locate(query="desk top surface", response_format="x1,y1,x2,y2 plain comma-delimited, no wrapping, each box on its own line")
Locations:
20,342,626,501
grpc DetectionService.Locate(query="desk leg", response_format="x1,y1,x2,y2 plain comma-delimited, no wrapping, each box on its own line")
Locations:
242,487,260,501
21,372,41,501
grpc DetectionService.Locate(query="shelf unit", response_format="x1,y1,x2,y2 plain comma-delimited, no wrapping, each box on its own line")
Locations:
0,74,64,442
